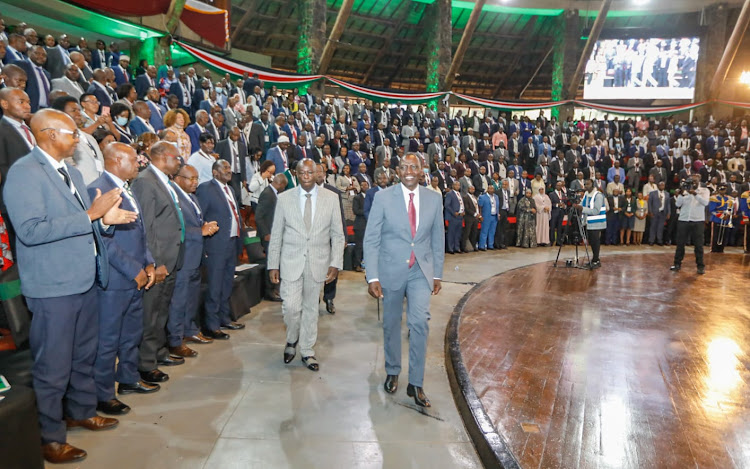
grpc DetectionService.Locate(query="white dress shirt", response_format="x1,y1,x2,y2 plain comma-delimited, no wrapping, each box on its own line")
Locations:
188,151,215,185
401,183,420,231
215,179,239,237
299,183,319,223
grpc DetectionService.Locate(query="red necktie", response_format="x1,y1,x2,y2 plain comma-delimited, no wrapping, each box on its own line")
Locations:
223,186,241,237
408,192,416,268
21,124,34,146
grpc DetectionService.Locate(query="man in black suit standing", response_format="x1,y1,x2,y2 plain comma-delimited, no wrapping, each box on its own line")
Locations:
549,181,567,246
462,185,480,252
87,143,160,417
168,164,219,353
256,173,288,301
130,142,186,385
196,160,246,339
18,45,51,113
495,178,513,249
316,162,347,314
0,88,35,244
217,127,248,210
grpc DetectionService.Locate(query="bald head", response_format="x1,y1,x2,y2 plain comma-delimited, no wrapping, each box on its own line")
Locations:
30,109,79,160
103,142,140,182
2,64,27,90
0,88,31,121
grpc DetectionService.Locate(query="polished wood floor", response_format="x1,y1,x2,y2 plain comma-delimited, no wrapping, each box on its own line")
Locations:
458,253,750,469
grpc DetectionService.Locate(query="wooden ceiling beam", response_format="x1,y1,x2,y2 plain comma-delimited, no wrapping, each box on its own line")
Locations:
444,0,486,89
566,0,612,99
490,15,538,98
230,0,257,44
318,0,355,75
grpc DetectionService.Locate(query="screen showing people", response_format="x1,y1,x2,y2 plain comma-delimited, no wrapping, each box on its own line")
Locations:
583,37,699,100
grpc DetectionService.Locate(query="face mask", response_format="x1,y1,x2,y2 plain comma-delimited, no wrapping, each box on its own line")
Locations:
116,116,128,126
216,87,223,94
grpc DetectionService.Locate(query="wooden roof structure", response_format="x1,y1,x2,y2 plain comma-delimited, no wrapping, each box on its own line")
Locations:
228,0,729,99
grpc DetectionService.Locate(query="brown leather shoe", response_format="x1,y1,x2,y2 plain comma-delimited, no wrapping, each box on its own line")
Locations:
169,344,198,358
42,442,87,464
184,332,213,344
66,415,119,431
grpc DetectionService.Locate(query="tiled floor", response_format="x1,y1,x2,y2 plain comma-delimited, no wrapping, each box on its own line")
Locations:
458,250,750,469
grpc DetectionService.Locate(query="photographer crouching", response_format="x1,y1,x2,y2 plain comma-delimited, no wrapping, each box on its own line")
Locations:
574,179,606,269
670,173,709,275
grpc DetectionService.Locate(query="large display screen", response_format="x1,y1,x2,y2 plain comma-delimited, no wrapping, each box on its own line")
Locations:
583,37,700,100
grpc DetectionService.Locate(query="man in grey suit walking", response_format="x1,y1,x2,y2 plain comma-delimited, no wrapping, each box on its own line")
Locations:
268,159,345,371
363,153,445,407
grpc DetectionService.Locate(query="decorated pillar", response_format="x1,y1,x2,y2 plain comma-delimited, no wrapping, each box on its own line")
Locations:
297,0,327,94
425,0,452,109
551,10,579,120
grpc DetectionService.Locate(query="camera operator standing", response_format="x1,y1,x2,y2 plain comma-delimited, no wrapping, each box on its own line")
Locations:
575,179,606,268
671,173,709,274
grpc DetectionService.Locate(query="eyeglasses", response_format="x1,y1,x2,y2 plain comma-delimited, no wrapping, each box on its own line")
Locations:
40,128,80,138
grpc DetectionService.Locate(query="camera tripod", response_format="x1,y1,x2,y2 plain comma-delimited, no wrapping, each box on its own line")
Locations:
553,205,592,270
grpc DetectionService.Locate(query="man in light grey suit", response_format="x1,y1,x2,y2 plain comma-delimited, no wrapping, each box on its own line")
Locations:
364,153,445,407
268,159,345,371
50,64,85,100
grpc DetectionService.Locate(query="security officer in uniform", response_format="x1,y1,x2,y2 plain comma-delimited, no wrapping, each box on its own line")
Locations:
709,183,732,253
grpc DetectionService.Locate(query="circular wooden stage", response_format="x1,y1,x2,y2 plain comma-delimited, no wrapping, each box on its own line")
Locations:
447,253,750,469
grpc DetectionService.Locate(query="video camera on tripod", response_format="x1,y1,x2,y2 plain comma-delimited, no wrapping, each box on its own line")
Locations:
553,188,591,269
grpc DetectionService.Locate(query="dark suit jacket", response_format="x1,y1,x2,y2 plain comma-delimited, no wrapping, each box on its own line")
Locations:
324,183,347,237
130,166,184,272
134,74,155,99
444,190,463,222
175,188,205,270
248,121,267,154
91,49,111,70
352,193,367,231
17,60,51,113
87,173,155,290
87,82,113,111
217,139,248,183
196,180,242,255
44,46,69,79
0,118,34,212
255,185,278,243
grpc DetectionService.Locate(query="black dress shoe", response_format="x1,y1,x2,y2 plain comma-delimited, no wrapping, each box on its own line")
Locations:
301,356,319,371
221,322,245,330
406,384,431,407
697,266,705,275
139,369,169,383
97,398,130,415
118,380,161,394
283,341,297,364
325,299,336,315
157,354,185,366
384,375,398,394
203,329,230,340
670,264,681,271
265,294,283,302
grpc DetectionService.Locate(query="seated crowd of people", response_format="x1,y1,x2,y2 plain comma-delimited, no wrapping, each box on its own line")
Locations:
0,17,749,464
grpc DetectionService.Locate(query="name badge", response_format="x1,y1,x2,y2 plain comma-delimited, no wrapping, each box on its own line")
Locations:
95,158,104,172
264,135,270,143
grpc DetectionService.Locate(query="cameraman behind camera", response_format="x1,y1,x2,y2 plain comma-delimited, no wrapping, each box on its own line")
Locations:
670,173,709,274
